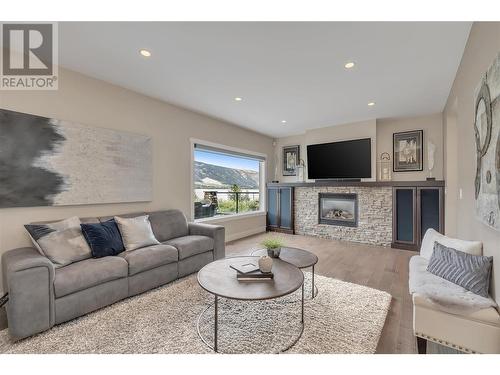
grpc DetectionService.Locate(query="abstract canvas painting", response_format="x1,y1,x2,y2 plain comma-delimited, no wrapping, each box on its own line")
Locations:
474,52,500,231
0,108,152,208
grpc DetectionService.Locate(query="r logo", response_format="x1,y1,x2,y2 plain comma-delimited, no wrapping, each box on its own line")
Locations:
2,23,53,76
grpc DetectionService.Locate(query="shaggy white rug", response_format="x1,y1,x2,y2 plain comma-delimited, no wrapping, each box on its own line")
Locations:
0,273,391,354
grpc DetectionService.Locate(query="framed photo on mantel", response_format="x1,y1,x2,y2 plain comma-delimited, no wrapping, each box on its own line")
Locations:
393,130,423,172
282,145,300,176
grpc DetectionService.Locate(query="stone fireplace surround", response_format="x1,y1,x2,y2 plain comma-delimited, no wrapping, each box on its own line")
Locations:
295,186,393,246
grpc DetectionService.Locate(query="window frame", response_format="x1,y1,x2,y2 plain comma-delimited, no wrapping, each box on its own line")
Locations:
190,138,267,222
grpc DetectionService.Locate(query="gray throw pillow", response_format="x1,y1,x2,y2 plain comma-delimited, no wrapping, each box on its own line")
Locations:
114,215,160,251
25,216,92,267
427,241,493,297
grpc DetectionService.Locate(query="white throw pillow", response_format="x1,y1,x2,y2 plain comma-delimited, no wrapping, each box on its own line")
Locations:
114,215,160,251
420,228,483,260
26,216,82,255
24,216,92,267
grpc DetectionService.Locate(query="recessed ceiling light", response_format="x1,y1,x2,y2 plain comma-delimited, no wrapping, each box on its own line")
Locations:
368,102,376,106
234,97,243,101
281,120,287,124
344,62,355,69
139,49,151,57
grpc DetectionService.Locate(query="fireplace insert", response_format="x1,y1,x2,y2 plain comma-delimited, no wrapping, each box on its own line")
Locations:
318,193,358,227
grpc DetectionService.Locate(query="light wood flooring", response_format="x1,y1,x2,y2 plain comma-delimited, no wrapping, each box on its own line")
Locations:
226,232,417,354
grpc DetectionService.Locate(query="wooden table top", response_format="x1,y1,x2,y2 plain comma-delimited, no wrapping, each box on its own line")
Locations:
251,247,318,269
197,256,304,301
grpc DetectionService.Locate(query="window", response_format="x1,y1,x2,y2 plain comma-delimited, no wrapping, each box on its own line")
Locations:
193,142,265,220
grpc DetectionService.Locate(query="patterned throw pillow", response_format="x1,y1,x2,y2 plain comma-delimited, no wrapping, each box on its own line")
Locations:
427,241,493,297
114,215,160,251
25,216,92,267
80,219,125,258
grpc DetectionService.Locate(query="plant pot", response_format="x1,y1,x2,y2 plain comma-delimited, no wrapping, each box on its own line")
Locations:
267,247,281,258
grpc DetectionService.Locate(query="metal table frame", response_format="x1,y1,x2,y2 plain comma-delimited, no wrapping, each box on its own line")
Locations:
197,282,305,354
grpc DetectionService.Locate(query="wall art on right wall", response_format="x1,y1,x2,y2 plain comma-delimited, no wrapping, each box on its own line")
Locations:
474,51,500,231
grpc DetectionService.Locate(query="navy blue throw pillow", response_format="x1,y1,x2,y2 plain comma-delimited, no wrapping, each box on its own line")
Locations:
81,219,125,258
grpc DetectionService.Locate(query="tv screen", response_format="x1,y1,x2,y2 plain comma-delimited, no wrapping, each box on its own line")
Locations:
307,138,371,179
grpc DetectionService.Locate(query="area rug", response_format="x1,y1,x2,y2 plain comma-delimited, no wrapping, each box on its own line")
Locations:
0,273,391,354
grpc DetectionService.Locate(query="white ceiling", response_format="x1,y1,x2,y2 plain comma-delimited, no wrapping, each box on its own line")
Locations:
58,22,471,138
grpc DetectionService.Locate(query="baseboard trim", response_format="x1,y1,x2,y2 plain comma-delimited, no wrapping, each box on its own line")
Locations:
225,226,266,243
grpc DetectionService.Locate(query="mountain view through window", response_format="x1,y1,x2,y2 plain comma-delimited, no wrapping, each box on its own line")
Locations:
194,149,261,219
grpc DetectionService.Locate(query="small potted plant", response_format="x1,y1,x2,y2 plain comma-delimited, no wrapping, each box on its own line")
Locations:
261,236,285,258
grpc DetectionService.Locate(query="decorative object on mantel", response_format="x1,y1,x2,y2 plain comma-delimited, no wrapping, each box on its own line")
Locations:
296,159,306,182
261,236,285,258
258,255,273,273
377,152,392,181
474,51,500,231
282,145,300,176
0,108,152,208
427,140,436,180
393,129,423,172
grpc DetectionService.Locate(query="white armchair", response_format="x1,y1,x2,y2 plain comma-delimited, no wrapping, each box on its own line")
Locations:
409,229,500,354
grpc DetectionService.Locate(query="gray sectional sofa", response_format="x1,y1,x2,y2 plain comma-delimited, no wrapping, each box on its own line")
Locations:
1,209,225,339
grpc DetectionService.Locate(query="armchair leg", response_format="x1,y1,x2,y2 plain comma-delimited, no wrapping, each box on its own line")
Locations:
416,336,427,354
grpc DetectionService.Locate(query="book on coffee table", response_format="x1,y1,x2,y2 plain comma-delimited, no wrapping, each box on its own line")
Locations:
236,270,274,281
230,261,259,274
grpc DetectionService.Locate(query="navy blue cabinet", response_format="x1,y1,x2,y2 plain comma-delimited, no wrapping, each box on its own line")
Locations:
267,186,294,234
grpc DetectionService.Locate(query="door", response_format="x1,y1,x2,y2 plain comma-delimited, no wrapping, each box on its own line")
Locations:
279,187,293,230
267,187,280,228
393,187,417,249
418,187,444,240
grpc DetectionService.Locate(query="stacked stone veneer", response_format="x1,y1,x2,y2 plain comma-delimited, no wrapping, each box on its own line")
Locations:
295,186,393,246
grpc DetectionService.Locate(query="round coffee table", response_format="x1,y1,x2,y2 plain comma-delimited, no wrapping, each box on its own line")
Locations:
251,247,319,299
197,256,304,353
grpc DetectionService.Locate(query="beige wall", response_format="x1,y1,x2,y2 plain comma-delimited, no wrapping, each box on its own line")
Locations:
443,22,500,304
275,120,377,182
443,98,459,237
376,113,444,181
0,67,274,291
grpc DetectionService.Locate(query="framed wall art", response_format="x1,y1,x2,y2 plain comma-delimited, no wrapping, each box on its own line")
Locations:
282,145,300,176
393,130,423,172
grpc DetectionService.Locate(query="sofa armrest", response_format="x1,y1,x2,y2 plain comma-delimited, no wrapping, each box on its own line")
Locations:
1,247,55,339
188,222,225,260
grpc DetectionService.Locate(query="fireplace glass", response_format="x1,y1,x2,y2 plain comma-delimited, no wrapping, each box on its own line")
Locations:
318,193,358,227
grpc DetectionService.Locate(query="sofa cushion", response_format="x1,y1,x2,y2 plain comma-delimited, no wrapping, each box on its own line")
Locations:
54,256,128,298
119,244,178,276
427,242,493,298
80,219,125,258
98,212,146,223
25,216,92,268
164,235,214,260
409,255,496,314
412,293,500,326
420,228,482,260
148,210,188,242
114,215,160,251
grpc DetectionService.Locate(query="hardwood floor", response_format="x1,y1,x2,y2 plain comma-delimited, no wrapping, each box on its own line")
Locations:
226,232,417,354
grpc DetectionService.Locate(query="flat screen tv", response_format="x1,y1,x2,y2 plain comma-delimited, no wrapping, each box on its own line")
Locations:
307,138,371,179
